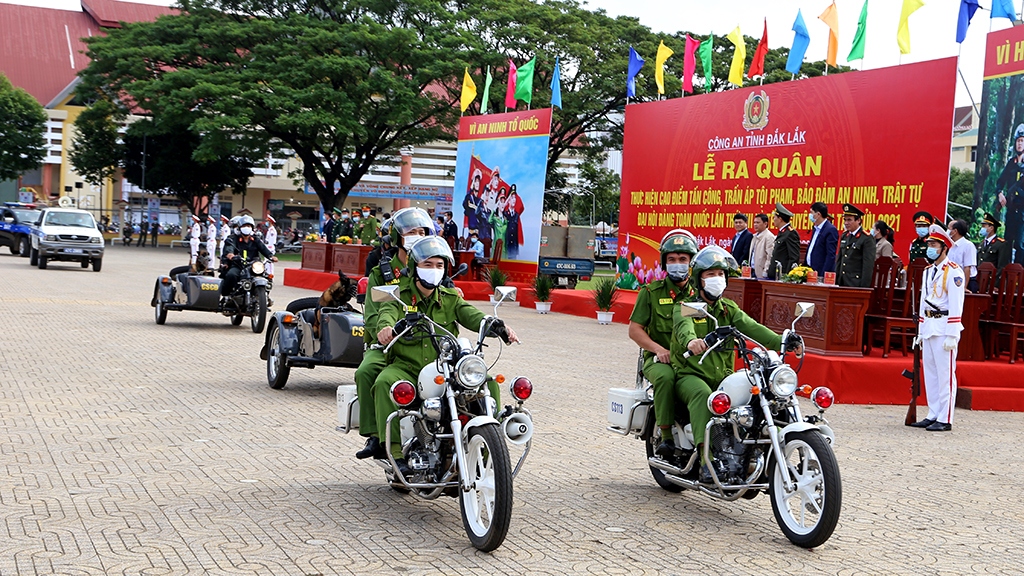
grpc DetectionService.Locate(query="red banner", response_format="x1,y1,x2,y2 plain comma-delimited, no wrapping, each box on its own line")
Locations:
983,26,1024,80
618,58,956,286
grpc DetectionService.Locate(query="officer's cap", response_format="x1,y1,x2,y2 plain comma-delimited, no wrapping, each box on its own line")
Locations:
982,212,1001,228
774,202,793,220
913,211,934,226
925,224,952,249
842,204,865,219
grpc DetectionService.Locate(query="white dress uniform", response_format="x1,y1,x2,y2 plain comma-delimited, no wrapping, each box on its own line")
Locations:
206,220,217,263
264,222,277,276
918,247,965,426
218,218,231,265
189,219,202,266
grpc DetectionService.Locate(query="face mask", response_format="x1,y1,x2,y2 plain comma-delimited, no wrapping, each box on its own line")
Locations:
239,226,253,236
916,226,929,238
470,237,479,243
809,213,816,224
353,216,360,222
703,276,727,298
403,234,424,250
665,262,689,283
362,211,370,217
342,214,350,220
417,267,444,288
926,247,941,261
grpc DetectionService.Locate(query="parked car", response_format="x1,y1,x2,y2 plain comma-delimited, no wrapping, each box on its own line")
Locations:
0,202,42,257
29,207,105,271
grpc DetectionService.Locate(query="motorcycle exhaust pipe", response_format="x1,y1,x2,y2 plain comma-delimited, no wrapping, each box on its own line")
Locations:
503,412,533,445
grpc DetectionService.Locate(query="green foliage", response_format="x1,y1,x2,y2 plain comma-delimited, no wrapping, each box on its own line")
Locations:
0,72,47,181
948,167,975,223
531,273,553,302
485,267,508,291
591,276,619,311
69,99,124,186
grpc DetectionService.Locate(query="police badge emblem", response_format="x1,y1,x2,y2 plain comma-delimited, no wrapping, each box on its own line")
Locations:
742,90,770,131
954,276,963,287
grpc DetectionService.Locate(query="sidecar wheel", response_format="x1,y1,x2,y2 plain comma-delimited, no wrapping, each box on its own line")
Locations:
769,431,842,548
155,299,167,325
266,323,290,389
231,314,244,326
460,423,512,552
645,434,684,493
286,296,320,313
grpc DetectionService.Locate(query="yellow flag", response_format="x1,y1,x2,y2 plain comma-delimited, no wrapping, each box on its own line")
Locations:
897,0,925,55
727,26,745,87
655,41,674,95
460,68,477,113
818,2,839,67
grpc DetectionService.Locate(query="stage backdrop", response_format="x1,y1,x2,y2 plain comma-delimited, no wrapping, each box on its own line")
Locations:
974,26,1024,264
617,58,956,289
453,109,552,281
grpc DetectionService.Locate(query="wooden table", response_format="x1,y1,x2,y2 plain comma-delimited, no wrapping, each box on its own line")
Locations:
760,281,873,357
722,277,764,323
455,250,476,278
330,244,374,277
301,242,334,272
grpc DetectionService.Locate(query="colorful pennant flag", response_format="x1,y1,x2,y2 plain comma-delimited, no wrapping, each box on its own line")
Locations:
460,68,477,113
505,60,517,109
683,34,700,93
655,41,674,95
748,20,769,79
726,27,745,87
627,46,645,98
819,3,839,68
785,10,810,75
897,0,925,55
992,0,1016,22
848,0,869,61
957,0,979,43
697,36,714,93
481,66,493,114
514,56,536,105
550,57,562,109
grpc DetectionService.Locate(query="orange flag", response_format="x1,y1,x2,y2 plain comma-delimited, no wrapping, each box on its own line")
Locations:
748,19,769,79
819,2,839,67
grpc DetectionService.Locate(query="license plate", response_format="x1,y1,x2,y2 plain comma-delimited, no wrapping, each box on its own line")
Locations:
64,248,83,254
558,276,568,285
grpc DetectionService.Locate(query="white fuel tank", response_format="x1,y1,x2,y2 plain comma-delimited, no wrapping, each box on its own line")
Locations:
417,363,448,399
717,369,761,407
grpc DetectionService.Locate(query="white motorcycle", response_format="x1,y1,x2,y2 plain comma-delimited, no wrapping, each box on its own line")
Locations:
607,301,841,548
336,286,533,552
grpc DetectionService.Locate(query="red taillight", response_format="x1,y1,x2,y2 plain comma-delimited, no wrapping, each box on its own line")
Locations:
708,392,731,415
812,387,834,409
458,413,470,426
390,380,416,407
357,276,368,295
511,377,533,401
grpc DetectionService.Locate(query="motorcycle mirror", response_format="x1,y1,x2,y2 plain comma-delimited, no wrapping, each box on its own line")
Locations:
371,285,401,303
495,286,516,303
453,262,469,278
679,302,708,318
794,302,815,319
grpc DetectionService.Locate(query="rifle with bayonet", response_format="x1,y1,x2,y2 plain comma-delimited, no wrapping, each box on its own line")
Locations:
903,272,922,426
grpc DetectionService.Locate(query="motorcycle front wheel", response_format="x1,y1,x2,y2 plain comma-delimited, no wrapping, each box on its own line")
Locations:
769,431,842,548
266,322,290,389
251,286,267,333
460,423,513,552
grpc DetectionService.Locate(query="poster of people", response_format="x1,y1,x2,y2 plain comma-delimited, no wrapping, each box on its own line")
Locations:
453,109,552,277
974,25,1024,264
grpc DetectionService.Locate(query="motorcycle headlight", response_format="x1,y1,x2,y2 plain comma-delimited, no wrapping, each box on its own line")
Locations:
455,355,487,390
251,261,265,275
769,366,799,397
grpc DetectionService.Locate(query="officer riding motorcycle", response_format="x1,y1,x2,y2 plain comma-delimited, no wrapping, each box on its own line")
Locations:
220,215,277,309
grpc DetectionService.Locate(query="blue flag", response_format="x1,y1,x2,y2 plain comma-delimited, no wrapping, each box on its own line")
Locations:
957,0,979,43
627,47,645,98
785,10,810,76
992,0,1016,22
551,57,562,109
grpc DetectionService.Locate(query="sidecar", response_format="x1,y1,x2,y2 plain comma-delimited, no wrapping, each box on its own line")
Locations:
260,302,365,390
151,270,226,324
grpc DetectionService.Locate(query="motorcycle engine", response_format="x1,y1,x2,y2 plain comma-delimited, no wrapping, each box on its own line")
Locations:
709,424,751,484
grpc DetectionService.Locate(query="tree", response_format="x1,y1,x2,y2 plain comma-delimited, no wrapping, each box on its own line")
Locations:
69,99,123,186
0,72,47,182
948,167,979,234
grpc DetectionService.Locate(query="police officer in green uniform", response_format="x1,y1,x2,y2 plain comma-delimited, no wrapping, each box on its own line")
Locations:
354,205,380,245
909,212,935,262
626,229,699,457
978,212,1012,275
769,203,800,280
835,203,876,288
668,246,795,480
353,208,434,459
374,237,520,475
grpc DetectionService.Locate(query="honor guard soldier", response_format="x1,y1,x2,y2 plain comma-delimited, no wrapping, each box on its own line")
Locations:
909,212,936,262
205,216,218,265
908,225,964,432
835,203,876,288
218,215,231,265
977,212,1011,275
264,214,278,276
188,214,203,272
769,202,800,279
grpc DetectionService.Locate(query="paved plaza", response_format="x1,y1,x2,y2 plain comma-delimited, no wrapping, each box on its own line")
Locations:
1,245,1023,575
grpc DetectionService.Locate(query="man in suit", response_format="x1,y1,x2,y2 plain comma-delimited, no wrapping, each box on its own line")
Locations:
769,203,800,279
730,213,753,266
835,203,876,287
749,213,775,279
442,211,459,245
978,212,1012,281
805,201,838,276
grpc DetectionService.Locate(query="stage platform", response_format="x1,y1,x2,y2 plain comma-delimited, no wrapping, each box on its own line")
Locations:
284,267,1024,411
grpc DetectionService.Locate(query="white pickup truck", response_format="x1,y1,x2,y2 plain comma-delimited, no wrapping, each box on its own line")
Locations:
29,207,105,272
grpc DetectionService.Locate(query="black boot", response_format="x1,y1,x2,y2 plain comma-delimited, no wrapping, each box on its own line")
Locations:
355,436,383,459
655,437,676,459
393,458,413,479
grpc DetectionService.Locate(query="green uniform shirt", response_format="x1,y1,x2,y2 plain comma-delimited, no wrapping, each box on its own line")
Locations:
355,217,380,245
629,279,696,360
978,236,1011,272
908,238,929,262
378,284,487,370
671,297,783,386
362,254,412,344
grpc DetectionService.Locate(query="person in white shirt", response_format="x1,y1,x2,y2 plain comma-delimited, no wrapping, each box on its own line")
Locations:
946,219,977,292
749,213,775,279
264,214,278,276
205,216,218,267
188,214,203,271
218,215,231,265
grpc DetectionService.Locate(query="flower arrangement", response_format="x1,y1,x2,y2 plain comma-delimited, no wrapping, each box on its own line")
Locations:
336,236,352,245
305,232,322,242
783,265,814,284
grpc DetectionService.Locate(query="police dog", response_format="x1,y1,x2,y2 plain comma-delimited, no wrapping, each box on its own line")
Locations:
314,271,356,338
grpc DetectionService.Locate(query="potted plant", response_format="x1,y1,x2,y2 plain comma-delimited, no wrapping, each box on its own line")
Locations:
591,277,619,324
485,268,511,304
532,274,553,314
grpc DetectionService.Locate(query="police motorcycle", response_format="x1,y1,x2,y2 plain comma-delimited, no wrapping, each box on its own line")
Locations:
607,300,841,548
339,284,533,552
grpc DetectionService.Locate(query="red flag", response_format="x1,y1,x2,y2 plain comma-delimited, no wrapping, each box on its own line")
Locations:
505,60,518,109
747,19,769,79
682,34,700,94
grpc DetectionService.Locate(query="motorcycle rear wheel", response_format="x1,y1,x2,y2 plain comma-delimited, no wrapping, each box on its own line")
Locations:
460,423,513,552
645,433,683,493
769,431,841,548
231,313,244,326
266,322,290,389
251,286,268,333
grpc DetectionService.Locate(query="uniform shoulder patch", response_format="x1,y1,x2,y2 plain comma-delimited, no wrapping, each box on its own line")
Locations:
954,276,963,287
948,261,960,268
995,237,1004,242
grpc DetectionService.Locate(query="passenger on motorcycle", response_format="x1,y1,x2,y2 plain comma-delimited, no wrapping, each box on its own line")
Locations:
666,246,800,473
628,229,699,451
220,215,277,303
374,237,519,475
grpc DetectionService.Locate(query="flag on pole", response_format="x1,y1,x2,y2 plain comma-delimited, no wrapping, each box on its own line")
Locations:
848,0,869,61
683,34,701,93
697,36,714,93
897,0,925,55
550,57,562,109
460,68,477,113
785,10,810,75
992,0,1016,22
726,27,745,87
481,66,493,114
505,60,518,109
748,20,769,79
514,56,536,105
627,46,645,98
957,0,979,43
818,3,839,68
655,41,674,95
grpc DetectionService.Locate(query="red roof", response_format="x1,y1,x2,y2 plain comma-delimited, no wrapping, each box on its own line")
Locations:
0,1,174,105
